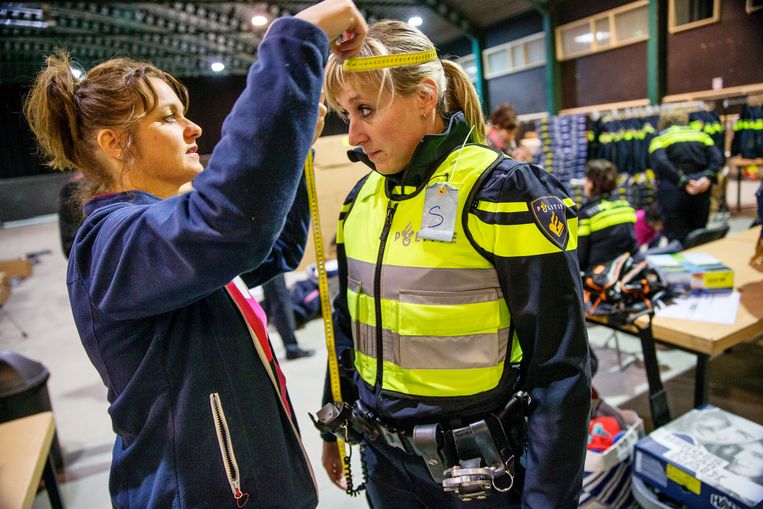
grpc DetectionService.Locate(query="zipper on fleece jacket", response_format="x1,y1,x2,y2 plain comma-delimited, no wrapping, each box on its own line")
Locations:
210,392,250,508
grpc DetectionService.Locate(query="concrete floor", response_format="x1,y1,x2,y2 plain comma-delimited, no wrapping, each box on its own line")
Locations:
0,211,758,508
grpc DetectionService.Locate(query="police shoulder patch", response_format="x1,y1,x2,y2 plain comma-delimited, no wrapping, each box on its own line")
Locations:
529,196,569,250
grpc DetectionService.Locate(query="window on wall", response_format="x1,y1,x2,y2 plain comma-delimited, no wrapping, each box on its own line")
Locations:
458,54,477,83
456,33,546,83
486,49,510,77
482,33,546,79
525,37,545,66
669,0,720,32
556,0,649,61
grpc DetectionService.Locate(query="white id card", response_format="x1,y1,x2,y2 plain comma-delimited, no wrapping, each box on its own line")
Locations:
418,183,458,242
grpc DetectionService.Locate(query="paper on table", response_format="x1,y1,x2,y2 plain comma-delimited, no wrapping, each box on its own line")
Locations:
647,254,682,267
655,291,740,324
682,252,722,265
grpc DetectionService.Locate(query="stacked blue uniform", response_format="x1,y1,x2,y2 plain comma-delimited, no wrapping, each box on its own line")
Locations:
587,115,660,210
534,114,588,188
587,116,659,175
731,105,763,158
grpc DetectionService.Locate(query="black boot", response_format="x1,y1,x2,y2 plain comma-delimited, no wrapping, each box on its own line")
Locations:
285,346,315,360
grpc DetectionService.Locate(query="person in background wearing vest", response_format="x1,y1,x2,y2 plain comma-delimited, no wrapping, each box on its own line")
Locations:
648,111,723,244
577,159,638,273
23,2,367,507
318,20,591,509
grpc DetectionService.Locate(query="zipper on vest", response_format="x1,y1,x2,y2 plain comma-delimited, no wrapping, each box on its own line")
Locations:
374,201,397,390
210,393,250,508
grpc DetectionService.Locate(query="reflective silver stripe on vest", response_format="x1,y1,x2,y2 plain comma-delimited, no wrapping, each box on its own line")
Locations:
347,258,502,300
355,322,511,369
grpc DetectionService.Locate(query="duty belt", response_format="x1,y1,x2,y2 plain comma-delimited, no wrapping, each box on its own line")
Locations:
380,391,530,476
312,391,530,501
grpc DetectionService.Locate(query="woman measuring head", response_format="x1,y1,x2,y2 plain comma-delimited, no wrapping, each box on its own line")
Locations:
24,1,366,508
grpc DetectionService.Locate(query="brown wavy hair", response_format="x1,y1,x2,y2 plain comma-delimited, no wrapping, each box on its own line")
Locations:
585,159,618,196
23,49,189,201
489,104,518,131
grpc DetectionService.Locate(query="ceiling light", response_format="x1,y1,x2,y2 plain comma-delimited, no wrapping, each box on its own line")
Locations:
210,61,225,72
251,15,268,27
1,19,48,28
407,16,423,27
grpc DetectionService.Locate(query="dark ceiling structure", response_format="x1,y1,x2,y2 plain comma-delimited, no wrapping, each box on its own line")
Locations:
0,1,534,84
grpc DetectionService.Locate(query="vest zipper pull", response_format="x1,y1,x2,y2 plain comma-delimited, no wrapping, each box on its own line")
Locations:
380,202,396,240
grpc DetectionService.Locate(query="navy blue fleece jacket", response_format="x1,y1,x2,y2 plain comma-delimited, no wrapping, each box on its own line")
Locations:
67,17,326,509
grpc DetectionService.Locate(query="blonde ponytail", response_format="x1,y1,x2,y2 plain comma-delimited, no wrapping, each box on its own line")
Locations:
441,60,485,144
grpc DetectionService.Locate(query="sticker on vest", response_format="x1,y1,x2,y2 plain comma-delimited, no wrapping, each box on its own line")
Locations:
419,183,458,242
529,196,569,250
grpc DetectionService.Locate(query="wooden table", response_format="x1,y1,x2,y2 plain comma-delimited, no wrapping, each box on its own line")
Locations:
647,228,763,356
0,412,64,509
589,226,763,428
727,157,763,211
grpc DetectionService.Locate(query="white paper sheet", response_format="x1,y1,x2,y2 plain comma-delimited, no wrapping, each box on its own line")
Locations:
647,254,682,267
682,252,722,265
655,291,740,324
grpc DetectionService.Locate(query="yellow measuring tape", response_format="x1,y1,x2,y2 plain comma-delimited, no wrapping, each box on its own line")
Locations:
303,150,351,480
342,48,438,72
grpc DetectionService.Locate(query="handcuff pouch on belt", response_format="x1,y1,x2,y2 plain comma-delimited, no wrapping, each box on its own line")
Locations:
311,391,531,502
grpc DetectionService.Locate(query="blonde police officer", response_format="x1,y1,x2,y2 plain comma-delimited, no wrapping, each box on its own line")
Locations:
319,20,591,509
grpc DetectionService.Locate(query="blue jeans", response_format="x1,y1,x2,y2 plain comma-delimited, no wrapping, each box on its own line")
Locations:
362,440,522,509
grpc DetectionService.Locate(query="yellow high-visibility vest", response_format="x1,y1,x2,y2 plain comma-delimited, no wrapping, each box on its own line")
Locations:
578,199,637,237
341,145,523,398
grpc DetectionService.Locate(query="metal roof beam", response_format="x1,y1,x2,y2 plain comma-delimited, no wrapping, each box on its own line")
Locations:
0,24,265,38
411,0,477,36
407,0,488,110
43,5,259,59
0,34,251,70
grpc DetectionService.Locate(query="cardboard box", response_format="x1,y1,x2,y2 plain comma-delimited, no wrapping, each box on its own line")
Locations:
297,135,370,271
0,273,10,306
0,258,32,280
647,252,734,294
313,134,356,169
633,406,763,509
